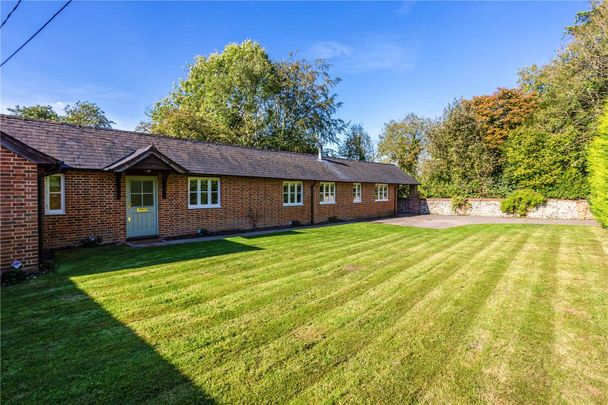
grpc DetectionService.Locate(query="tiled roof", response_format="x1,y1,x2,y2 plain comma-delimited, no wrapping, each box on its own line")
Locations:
0,115,419,185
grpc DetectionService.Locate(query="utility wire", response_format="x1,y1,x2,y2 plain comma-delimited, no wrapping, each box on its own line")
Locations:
0,0,22,29
0,0,72,68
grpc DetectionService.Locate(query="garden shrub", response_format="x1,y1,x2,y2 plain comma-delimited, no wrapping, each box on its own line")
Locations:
588,105,608,227
500,189,546,216
450,195,471,214
1,268,29,286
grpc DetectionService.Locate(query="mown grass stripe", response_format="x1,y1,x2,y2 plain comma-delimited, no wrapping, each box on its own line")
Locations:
159,228,486,370
551,226,608,403
291,228,531,404
2,224,606,405
416,227,548,404
198,229,509,402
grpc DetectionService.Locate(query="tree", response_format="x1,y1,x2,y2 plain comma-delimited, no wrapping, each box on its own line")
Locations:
7,101,114,129
505,1,608,198
63,101,114,129
7,105,60,121
420,100,496,197
339,124,374,160
465,88,538,154
377,113,430,175
149,40,344,153
262,57,345,152
518,2,608,134
134,120,152,133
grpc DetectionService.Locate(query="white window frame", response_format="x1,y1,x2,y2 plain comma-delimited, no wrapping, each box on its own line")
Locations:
353,183,361,203
188,177,221,208
375,183,389,202
45,173,65,215
283,181,303,207
319,182,336,205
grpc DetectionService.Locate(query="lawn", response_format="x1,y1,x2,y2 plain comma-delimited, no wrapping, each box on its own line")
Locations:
2,223,607,404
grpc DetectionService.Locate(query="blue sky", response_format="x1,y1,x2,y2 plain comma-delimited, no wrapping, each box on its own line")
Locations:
0,1,585,141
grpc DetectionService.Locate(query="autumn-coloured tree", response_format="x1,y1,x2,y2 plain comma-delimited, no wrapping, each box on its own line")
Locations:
465,88,538,153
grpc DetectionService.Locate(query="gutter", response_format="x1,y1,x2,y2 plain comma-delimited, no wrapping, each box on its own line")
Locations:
394,185,399,216
37,175,44,267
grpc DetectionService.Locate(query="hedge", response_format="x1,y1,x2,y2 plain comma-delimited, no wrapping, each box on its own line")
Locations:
588,105,608,227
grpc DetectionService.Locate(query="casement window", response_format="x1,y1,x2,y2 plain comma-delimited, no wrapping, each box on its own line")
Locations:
283,181,303,206
353,183,361,203
319,182,336,204
374,183,389,201
188,177,220,208
45,173,65,215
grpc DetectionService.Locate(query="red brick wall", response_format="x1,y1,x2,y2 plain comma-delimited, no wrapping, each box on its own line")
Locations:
160,176,395,236
0,147,39,272
41,171,397,248
42,170,125,249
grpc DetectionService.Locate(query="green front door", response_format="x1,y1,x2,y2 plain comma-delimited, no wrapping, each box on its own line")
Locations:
126,176,158,238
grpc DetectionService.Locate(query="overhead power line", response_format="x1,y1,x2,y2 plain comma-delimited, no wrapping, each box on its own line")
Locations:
0,0,22,29
0,0,72,68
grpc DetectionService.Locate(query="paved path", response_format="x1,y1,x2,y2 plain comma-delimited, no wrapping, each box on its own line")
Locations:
128,215,600,247
127,222,343,248
374,215,600,229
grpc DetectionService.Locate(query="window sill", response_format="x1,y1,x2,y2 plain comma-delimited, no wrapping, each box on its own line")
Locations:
45,211,65,215
188,205,221,209
353,199,361,204
320,201,336,205
283,203,304,207
374,199,389,202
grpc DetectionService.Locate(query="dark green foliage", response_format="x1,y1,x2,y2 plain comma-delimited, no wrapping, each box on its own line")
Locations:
588,105,608,227
500,189,546,216
506,2,607,198
339,124,374,160
377,113,430,175
8,101,114,129
420,100,496,197
149,41,345,153
0,268,29,286
63,101,115,129
504,122,589,198
450,195,471,214
7,105,60,121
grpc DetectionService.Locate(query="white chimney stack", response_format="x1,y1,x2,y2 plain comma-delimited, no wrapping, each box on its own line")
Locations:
317,146,323,161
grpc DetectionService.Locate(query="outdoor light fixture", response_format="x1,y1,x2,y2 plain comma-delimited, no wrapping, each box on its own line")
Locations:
11,260,22,270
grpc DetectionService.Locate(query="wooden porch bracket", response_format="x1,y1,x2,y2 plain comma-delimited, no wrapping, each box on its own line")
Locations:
161,172,169,199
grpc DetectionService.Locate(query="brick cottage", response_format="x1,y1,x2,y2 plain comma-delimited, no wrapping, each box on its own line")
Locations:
0,115,418,272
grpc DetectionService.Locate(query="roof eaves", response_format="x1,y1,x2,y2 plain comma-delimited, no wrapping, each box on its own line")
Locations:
0,131,63,166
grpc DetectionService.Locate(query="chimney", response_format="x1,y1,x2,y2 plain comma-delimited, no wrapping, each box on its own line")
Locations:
317,145,323,161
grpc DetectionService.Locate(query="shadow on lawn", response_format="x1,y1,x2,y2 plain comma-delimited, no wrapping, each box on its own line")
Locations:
239,229,302,239
1,226,291,403
1,239,270,403
57,238,263,276
1,275,216,403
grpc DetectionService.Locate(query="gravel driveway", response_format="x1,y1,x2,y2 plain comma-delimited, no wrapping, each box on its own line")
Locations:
374,215,600,229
